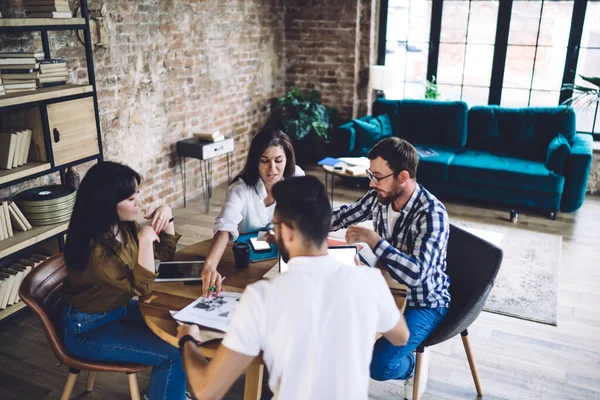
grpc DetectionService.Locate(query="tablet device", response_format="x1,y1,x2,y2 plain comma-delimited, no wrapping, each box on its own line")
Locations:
155,260,205,282
250,237,271,253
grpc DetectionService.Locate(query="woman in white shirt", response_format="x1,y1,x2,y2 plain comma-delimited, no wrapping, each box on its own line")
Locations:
200,128,304,295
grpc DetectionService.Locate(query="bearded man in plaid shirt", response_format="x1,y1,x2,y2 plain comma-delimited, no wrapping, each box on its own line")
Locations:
331,137,451,398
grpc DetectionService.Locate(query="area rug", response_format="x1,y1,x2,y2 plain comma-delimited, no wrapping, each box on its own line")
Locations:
451,218,562,326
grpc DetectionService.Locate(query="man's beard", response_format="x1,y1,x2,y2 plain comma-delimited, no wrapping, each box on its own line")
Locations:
275,233,290,263
376,186,403,206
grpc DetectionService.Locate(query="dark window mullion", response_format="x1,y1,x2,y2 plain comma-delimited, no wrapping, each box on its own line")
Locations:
426,0,444,83
377,0,389,66
560,0,588,105
460,0,473,100
488,0,513,105
528,1,545,106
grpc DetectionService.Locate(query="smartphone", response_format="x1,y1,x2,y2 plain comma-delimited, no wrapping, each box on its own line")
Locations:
250,237,271,252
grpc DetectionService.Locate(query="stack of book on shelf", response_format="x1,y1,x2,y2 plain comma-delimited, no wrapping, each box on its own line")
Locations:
0,201,33,242
38,59,67,88
0,129,33,170
0,254,49,310
193,131,225,142
0,77,5,96
0,51,44,94
24,0,72,19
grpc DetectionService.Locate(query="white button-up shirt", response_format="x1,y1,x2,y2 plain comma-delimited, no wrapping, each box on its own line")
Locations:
214,165,304,241
222,255,401,400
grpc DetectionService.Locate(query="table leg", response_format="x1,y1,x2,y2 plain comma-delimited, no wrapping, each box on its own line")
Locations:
244,364,264,400
182,157,187,208
330,173,334,207
207,158,213,200
200,160,209,214
227,153,232,183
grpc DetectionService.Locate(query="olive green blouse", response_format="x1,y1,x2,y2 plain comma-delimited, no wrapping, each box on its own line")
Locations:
63,222,181,313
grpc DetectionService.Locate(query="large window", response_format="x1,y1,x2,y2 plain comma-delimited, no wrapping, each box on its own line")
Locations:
575,1,600,134
379,0,599,138
437,1,498,106
383,0,432,99
501,1,572,107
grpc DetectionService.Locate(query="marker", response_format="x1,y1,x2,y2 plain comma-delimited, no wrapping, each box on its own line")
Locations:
209,276,226,292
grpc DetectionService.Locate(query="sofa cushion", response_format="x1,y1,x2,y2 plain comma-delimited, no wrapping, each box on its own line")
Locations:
415,146,458,180
448,150,565,193
467,106,576,162
373,99,468,148
351,114,393,156
545,133,571,174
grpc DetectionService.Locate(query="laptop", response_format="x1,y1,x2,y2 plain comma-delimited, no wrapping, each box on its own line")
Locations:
263,246,358,279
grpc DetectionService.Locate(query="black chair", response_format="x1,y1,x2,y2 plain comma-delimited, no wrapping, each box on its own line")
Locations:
411,224,503,400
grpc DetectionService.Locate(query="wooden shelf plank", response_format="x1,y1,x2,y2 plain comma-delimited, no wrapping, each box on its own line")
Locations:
0,18,85,27
0,222,69,259
0,162,51,186
0,302,27,321
0,84,93,108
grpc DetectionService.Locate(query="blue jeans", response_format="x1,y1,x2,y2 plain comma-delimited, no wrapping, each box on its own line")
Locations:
370,306,448,381
61,300,186,400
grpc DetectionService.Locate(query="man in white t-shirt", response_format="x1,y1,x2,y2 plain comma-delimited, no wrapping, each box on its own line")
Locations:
177,176,409,400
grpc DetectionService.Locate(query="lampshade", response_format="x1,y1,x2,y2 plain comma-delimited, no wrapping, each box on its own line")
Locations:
369,65,397,91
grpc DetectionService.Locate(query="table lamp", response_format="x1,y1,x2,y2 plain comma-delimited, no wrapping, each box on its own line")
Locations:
369,65,398,99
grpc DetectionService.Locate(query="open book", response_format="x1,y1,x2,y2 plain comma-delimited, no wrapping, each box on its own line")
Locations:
172,292,242,332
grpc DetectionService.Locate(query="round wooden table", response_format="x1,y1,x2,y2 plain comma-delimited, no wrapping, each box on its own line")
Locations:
140,238,406,400
139,239,276,400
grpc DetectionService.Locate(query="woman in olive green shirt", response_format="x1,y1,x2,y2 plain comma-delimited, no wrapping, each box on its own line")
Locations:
61,161,188,400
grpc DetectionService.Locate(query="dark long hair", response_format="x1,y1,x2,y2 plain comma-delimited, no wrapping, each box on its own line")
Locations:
234,128,296,187
64,161,141,270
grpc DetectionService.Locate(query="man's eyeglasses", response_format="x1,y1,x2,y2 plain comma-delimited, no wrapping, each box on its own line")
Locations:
366,169,395,184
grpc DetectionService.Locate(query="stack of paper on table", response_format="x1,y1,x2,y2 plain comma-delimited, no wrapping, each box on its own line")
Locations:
172,292,241,333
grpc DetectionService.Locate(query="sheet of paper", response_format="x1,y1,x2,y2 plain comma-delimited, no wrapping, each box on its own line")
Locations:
173,292,242,332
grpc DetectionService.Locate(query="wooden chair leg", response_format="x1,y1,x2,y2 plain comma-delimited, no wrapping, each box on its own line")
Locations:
412,347,425,400
128,372,141,400
86,371,96,392
244,364,264,400
461,330,483,396
60,368,80,400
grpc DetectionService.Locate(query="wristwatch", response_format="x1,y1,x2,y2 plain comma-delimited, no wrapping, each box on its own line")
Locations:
178,334,200,353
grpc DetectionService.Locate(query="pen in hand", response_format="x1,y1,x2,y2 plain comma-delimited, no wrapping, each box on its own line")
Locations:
208,276,226,294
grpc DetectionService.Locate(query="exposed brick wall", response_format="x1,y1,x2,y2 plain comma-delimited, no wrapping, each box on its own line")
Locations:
0,0,288,215
0,0,380,216
284,0,359,121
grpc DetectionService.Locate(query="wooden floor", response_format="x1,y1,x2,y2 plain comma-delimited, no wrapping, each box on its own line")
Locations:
1,166,599,399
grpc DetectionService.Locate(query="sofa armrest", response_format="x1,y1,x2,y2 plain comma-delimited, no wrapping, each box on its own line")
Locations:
560,133,593,212
332,116,371,157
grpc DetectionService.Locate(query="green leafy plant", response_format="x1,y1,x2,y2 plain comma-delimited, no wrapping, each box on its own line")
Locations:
267,88,339,142
561,74,600,112
425,76,441,100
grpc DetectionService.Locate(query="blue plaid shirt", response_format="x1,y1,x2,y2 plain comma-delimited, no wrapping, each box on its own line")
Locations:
331,185,451,308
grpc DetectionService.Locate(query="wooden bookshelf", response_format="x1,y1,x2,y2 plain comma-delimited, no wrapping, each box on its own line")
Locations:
0,222,69,259
0,85,93,108
0,162,51,186
0,18,86,28
0,302,27,321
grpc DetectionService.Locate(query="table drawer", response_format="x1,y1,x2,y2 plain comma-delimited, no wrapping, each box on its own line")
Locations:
202,138,234,159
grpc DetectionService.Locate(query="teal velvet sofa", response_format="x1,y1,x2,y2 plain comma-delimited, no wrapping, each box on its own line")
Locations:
333,99,594,217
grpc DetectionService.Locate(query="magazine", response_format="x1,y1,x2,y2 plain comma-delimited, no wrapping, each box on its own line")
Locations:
172,291,242,332
416,147,439,157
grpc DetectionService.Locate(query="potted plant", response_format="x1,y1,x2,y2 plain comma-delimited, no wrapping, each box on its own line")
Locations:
561,74,600,112
266,88,339,165
424,76,441,100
